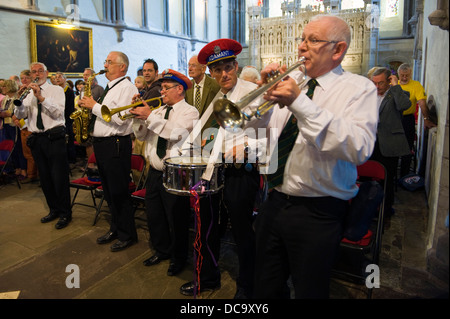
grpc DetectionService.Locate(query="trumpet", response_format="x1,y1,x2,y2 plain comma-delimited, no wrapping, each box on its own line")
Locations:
213,57,306,131
13,78,39,106
101,96,164,122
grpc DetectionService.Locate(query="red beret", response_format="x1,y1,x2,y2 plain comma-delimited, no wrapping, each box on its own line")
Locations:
198,38,242,65
160,69,192,90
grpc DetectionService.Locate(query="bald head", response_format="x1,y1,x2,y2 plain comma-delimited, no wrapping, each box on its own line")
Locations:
309,15,351,56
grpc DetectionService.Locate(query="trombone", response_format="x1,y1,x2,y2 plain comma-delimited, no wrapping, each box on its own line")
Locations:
213,57,306,131
101,96,164,122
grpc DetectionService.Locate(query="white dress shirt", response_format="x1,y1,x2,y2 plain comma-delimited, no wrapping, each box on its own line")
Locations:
265,65,378,200
133,99,199,171
15,81,66,133
181,78,267,157
90,76,138,137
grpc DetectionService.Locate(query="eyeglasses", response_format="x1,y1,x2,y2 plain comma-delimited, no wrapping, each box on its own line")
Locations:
31,69,46,74
160,85,179,92
104,60,122,65
296,37,339,47
210,63,236,76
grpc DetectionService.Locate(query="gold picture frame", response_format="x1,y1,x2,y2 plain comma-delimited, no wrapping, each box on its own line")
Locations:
30,19,93,78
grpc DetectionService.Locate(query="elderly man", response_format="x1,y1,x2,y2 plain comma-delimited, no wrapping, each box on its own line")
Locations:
78,51,138,252
130,69,198,276
82,68,104,101
14,62,72,229
178,38,265,299
185,54,220,116
397,63,436,177
370,67,411,216
253,15,379,298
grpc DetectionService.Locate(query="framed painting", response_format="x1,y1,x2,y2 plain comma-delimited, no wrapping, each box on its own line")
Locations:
30,19,93,78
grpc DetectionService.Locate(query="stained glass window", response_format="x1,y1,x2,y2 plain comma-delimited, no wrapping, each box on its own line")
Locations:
386,0,399,17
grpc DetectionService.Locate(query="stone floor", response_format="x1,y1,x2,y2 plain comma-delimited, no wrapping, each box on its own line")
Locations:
0,164,448,305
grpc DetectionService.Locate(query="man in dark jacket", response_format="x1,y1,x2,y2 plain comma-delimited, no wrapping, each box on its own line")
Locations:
370,67,411,215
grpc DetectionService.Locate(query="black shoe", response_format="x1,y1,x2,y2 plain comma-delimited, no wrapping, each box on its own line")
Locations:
40,213,59,223
143,254,170,266
110,239,135,252
179,280,221,296
167,261,185,276
96,231,118,244
55,217,72,229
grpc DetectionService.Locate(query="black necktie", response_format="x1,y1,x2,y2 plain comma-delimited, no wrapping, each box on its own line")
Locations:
36,93,44,130
266,79,318,189
156,106,173,159
88,84,109,133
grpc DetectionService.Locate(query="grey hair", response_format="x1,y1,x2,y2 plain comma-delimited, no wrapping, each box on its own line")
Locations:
398,63,411,73
372,67,391,80
111,51,130,72
239,66,261,82
30,62,47,71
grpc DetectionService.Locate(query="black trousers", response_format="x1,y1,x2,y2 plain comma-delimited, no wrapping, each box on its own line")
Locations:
93,135,137,242
194,191,222,285
30,133,71,219
400,114,415,177
370,141,399,212
145,168,190,262
254,190,348,299
223,165,260,297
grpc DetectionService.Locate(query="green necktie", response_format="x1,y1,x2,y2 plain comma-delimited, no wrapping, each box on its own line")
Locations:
36,102,44,130
202,94,225,146
194,84,201,110
156,106,173,158
266,79,318,189
88,84,109,133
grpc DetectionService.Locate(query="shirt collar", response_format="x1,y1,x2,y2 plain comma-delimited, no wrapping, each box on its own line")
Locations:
108,76,126,88
307,65,343,92
40,81,50,89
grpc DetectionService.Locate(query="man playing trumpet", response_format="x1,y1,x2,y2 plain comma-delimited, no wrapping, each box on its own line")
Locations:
130,69,199,276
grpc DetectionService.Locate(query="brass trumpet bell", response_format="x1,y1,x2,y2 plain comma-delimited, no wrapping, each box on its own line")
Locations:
213,99,244,132
101,96,163,122
213,57,306,131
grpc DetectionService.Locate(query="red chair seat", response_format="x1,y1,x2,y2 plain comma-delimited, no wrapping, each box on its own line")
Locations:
132,188,146,198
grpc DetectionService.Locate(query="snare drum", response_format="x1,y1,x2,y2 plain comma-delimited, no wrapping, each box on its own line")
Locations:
163,156,224,196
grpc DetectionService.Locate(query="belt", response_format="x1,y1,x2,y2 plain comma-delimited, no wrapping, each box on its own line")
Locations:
272,189,332,205
33,125,64,135
92,135,131,143
225,162,258,172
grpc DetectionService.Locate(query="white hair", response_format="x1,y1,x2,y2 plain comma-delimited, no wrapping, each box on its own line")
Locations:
239,66,261,83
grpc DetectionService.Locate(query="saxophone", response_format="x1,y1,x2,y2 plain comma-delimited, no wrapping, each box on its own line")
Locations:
70,70,106,143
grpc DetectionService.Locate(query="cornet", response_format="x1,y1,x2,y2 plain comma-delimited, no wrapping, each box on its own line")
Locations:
13,78,39,106
101,96,164,122
213,57,306,131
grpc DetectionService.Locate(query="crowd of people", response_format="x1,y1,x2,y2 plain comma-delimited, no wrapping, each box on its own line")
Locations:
1,14,436,299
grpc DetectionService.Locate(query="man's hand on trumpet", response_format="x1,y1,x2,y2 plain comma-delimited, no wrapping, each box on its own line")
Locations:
129,99,152,120
258,63,302,108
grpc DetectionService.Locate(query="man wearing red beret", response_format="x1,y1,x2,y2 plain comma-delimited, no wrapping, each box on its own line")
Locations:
130,69,199,276
178,38,265,298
